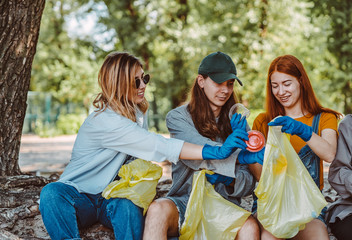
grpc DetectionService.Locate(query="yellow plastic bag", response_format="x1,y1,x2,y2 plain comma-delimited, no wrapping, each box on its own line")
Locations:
102,159,162,215
255,126,327,238
180,170,251,240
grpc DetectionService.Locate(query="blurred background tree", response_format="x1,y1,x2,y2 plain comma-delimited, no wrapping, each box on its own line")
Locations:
27,0,351,136
1,0,46,176
310,0,352,114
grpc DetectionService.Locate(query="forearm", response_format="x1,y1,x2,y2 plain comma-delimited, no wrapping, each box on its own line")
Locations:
179,142,204,160
306,129,337,163
248,163,262,182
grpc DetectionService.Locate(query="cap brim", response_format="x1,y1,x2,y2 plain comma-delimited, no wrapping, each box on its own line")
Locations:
208,72,243,86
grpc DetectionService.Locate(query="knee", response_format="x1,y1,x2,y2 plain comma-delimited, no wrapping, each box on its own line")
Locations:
144,199,179,236
40,183,56,199
239,215,260,236
39,183,61,216
39,182,72,211
40,182,62,205
109,198,143,217
146,199,175,219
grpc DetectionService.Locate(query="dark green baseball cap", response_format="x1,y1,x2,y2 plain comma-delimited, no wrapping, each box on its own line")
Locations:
198,51,243,86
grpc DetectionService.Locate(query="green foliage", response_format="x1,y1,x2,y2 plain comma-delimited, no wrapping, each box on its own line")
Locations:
56,114,86,135
247,109,265,129
34,121,59,138
31,0,100,114
34,114,85,137
30,0,350,135
310,0,352,114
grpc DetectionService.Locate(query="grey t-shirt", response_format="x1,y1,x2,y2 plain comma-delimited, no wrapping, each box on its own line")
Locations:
327,114,352,224
166,104,256,206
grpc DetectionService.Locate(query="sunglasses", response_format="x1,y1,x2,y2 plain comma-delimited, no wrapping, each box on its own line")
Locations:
135,74,150,88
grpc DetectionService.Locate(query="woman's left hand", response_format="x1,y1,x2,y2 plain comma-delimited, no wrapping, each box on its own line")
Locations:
268,116,313,142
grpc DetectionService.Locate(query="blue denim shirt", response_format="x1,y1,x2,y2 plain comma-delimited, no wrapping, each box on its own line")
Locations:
59,107,184,194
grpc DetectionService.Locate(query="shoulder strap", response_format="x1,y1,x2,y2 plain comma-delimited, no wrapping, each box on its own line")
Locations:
312,113,321,135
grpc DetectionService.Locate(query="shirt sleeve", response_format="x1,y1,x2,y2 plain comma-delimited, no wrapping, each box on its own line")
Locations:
101,112,184,164
319,112,338,135
328,115,352,199
167,106,239,178
252,112,269,140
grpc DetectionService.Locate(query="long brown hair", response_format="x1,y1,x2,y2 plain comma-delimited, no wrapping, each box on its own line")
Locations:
93,52,149,122
265,55,341,120
187,75,237,141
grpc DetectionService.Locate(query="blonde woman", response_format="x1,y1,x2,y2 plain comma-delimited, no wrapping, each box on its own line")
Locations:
39,52,249,240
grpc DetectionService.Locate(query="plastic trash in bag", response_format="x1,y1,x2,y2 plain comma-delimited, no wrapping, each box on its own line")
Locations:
102,158,162,215
180,170,251,240
255,126,327,238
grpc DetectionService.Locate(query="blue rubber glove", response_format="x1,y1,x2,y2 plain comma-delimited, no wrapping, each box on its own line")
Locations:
237,147,265,165
205,173,234,186
268,116,313,142
202,129,249,160
230,113,248,131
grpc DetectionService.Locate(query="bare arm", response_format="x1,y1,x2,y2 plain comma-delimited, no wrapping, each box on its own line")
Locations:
179,142,204,160
306,128,337,163
248,163,262,181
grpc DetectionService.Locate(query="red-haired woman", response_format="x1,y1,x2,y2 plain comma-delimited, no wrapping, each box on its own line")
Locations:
251,55,341,240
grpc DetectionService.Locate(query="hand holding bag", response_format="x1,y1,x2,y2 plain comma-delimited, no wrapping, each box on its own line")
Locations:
255,125,327,238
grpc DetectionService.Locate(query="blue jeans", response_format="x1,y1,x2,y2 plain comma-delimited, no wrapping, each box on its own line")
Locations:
39,182,144,240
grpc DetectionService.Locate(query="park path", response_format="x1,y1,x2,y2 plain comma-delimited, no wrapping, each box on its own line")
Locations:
19,134,76,174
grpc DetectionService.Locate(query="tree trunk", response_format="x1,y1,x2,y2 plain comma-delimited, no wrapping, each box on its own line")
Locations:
0,0,46,176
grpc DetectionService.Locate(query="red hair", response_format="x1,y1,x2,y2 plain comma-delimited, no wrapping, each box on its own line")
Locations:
265,55,341,120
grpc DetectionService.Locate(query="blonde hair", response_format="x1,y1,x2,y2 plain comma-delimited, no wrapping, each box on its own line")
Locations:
93,52,149,122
